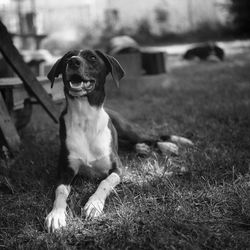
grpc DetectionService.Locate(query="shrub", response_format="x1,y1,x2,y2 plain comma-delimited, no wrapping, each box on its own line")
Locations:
228,0,250,36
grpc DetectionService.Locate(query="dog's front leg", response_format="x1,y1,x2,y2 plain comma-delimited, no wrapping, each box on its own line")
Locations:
45,161,77,232
45,184,70,232
84,172,120,219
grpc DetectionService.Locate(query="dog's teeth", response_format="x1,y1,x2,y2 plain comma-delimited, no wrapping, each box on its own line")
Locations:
85,81,91,88
69,81,84,89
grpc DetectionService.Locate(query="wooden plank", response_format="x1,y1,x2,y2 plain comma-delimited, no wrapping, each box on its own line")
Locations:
0,92,20,152
0,74,168,110
0,77,62,110
0,21,59,123
0,77,24,87
0,76,61,88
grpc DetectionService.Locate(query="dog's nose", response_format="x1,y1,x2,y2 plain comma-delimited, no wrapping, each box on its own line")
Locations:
68,57,81,69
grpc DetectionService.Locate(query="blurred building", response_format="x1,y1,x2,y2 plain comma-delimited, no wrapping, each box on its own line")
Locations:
0,0,228,34
0,0,229,52
106,0,229,34
0,0,101,34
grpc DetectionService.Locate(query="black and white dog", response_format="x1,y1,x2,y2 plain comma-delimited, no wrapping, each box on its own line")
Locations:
183,43,224,61
45,50,126,232
45,49,193,232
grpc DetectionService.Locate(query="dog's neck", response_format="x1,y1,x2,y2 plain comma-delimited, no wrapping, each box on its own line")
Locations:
66,95,101,116
65,96,108,131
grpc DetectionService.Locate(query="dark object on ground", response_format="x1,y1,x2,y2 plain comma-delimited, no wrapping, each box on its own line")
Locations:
183,43,224,61
107,36,166,75
141,52,166,74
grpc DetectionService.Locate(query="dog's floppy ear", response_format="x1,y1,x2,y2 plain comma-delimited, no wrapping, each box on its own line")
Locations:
48,51,76,88
95,50,125,88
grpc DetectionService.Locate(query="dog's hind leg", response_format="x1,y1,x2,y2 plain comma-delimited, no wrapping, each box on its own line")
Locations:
107,108,194,154
106,108,161,146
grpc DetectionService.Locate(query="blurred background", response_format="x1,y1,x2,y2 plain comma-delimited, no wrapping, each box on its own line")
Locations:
0,0,248,54
0,0,249,79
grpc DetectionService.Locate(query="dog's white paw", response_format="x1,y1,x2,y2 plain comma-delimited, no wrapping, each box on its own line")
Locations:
157,142,179,155
135,143,150,155
170,135,194,146
45,208,66,233
84,196,104,220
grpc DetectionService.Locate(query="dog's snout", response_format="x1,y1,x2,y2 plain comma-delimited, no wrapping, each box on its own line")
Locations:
68,57,82,69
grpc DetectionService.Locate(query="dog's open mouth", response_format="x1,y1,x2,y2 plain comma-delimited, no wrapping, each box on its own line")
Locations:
67,75,96,97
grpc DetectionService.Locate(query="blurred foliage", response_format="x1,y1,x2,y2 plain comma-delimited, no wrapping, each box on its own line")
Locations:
43,5,239,54
155,7,169,23
133,18,155,44
229,0,250,36
130,20,230,46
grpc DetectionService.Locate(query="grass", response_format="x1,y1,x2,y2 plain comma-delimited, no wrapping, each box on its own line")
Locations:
1,52,250,249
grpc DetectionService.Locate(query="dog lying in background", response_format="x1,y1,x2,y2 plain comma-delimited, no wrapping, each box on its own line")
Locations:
183,43,224,61
45,49,193,232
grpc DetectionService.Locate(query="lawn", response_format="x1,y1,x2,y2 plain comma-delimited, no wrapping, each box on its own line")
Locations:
1,51,250,249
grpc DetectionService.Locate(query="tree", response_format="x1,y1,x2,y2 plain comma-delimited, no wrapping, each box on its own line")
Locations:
229,0,250,36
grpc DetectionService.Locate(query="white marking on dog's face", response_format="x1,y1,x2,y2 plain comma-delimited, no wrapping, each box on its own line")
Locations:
64,97,112,175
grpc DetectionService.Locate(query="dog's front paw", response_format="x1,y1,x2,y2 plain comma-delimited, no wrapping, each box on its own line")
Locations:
84,196,104,220
45,208,66,233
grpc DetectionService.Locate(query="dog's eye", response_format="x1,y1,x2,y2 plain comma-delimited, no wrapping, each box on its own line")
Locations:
89,55,97,61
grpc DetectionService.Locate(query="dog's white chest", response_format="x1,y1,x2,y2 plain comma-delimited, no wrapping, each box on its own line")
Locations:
64,99,112,171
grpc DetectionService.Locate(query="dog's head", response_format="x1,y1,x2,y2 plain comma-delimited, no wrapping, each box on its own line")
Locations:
47,49,125,104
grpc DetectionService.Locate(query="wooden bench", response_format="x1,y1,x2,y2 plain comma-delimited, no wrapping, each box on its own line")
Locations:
0,73,169,111
0,77,62,110
0,20,60,155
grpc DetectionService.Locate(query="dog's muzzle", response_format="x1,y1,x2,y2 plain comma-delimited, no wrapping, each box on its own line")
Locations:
67,78,96,97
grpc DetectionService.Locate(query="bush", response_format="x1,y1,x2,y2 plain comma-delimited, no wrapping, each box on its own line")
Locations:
229,0,250,36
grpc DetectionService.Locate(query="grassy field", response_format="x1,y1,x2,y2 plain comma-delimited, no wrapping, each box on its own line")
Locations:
1,52,250,249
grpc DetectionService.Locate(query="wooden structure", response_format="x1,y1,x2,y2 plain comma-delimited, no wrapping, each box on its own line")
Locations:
12,33,47,50
0,21,59,154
